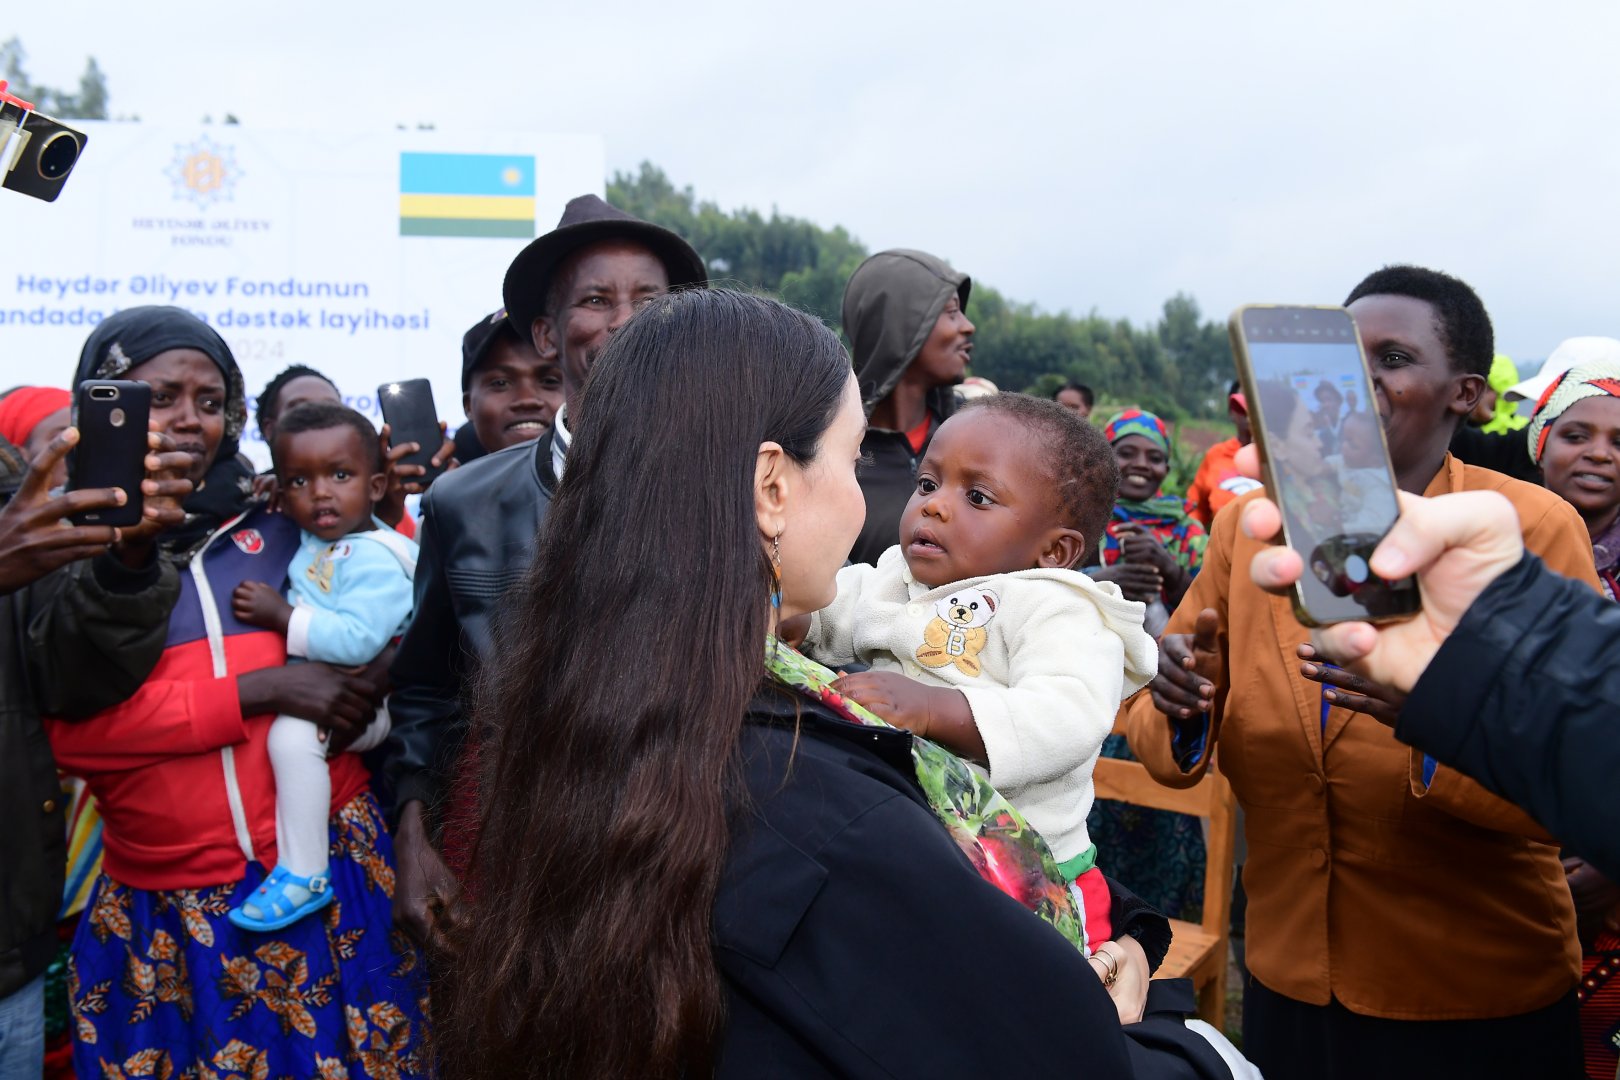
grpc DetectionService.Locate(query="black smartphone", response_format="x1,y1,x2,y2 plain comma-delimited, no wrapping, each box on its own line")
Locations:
67,380,150,527
1228,304,1419,626
2,111,89,203
377,379,445,485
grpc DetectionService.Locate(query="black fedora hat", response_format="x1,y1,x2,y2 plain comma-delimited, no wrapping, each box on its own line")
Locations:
501,194,708,344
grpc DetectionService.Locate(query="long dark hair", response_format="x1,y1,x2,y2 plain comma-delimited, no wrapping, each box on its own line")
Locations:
437,288,852,1079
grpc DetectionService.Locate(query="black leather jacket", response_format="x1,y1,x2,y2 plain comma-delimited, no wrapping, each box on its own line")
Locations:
382,431,556,814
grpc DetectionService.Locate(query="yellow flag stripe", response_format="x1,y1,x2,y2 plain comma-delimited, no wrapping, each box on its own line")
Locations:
398,193,535,220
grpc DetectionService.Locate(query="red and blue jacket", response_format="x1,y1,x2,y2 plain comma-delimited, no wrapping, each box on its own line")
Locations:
46,507,370,891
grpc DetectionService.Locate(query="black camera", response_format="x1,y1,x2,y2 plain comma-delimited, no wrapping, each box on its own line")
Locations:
1,85,88,203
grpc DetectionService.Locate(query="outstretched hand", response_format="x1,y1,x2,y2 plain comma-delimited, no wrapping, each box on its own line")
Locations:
1238,445,1522,695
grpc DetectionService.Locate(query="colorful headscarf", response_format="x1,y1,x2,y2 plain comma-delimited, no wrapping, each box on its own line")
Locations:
1480,354,1529,435
1103,407,1171,454
0,386,70,447
1527,359,1620,464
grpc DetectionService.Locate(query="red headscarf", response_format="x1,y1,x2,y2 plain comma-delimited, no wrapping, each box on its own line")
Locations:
0,386,71,447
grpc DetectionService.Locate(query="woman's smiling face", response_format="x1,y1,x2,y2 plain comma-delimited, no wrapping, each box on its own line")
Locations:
1112,434,1168,503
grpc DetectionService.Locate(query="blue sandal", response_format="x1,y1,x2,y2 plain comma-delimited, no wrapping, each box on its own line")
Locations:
227,866,335,932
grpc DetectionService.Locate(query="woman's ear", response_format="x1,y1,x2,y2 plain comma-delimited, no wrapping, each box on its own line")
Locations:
1039,528,1088,571
754,440,790,541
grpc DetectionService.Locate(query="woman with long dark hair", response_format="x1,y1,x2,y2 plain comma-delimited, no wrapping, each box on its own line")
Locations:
440,289,1250,1079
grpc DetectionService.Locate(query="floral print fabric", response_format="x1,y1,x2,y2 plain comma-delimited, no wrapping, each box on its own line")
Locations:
765,638,1087,952
70,791,429,1079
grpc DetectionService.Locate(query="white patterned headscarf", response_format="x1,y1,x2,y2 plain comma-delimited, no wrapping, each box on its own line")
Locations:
1527,359,1620,465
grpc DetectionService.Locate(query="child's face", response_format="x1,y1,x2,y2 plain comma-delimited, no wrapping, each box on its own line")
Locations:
463,336,565,452
274,425,387,542
1339,414,1381,468
899,410,1072,588
1112,434,1168,503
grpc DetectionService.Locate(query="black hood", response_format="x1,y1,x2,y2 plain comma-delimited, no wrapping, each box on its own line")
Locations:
841,249,971,416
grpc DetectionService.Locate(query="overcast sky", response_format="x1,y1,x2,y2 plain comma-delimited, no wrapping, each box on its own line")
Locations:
10,0,1620,363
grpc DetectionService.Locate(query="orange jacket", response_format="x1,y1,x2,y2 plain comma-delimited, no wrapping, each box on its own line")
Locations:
1183,437,1260,528
1126,456,1597,1020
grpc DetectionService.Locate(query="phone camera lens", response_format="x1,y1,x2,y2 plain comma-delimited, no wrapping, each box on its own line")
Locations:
37,132,81,180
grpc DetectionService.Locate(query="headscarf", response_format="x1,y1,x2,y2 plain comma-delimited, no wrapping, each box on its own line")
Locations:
1527,359,1620,465
1103,407,1171,455
75,306,248,453
1479,354,1529,435
0,386,70,446
73,306,257,554
1100,408,1205,573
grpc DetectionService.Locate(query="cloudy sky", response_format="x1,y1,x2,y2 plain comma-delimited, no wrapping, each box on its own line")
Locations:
11,0,1620,362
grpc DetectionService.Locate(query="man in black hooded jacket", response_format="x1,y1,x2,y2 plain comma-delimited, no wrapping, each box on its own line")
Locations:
841,249,975,566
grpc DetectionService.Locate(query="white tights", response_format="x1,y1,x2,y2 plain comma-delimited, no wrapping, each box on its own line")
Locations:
265,705,390,877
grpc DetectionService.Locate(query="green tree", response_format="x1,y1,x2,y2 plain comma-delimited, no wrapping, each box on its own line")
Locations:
612,161,1237,417
0,38,110,119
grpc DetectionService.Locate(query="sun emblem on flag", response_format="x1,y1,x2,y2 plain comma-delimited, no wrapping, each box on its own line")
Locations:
166,135,242,209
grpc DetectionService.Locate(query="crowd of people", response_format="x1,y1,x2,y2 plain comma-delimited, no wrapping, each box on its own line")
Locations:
1,191,1617,1080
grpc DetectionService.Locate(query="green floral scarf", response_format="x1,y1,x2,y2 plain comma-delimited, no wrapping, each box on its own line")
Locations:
764,638,1086,951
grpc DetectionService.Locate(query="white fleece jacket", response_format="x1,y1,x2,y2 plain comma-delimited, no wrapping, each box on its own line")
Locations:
805,545,1158,868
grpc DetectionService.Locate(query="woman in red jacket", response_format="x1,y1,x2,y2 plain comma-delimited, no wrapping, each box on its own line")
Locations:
46,307,428,1080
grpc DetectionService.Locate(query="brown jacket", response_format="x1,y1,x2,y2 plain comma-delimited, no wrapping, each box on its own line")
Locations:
1125,456,1597,1020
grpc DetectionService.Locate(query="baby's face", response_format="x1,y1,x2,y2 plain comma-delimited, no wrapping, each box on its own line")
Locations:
274,425,384,542
899,410,1064,588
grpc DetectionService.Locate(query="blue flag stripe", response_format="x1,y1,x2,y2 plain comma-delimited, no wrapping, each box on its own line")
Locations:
400,153,535,197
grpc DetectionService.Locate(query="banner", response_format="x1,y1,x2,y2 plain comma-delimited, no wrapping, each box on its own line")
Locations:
0,124,605,466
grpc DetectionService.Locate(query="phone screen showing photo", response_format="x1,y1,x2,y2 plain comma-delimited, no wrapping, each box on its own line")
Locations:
1237,306,1418,623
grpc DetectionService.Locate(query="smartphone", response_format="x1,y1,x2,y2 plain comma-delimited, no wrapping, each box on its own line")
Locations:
377,379,445,484
2,111,88,203
1228,304,1419,626
67,380,150,527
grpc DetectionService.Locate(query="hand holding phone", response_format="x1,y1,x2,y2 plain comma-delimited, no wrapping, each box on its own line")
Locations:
378,379,446,487
1228,305,1419,626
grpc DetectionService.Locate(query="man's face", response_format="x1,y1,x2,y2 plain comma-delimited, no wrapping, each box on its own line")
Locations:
462,335,565,452
1346,293,1482,484
910,293,974,387
534,240,670,404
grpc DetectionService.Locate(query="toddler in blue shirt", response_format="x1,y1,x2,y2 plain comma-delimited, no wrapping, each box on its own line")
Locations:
228,403,418,931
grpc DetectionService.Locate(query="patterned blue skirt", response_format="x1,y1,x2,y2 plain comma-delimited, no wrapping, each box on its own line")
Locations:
69,791,430,1079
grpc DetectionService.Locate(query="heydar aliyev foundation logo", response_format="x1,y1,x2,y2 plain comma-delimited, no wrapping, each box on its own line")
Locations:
166,135,241,209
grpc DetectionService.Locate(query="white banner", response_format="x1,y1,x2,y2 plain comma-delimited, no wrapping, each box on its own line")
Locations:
0,124,605,466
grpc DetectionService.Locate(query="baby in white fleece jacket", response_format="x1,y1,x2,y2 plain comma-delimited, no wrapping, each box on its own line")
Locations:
804,395,1157,946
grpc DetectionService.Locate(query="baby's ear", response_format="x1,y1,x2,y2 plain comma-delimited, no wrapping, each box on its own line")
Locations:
1040,528,1087,571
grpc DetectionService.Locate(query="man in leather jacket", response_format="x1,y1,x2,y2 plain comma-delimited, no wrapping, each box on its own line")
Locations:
382,195,707,945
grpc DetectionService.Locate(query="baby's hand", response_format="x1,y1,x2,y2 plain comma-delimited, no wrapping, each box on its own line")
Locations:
232,580,292,632
832,672,984,763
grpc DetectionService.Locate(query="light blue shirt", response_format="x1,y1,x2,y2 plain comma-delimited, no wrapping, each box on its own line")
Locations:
284,519,418,667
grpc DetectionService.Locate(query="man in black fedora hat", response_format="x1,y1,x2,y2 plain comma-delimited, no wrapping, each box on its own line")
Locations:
383,195,706,946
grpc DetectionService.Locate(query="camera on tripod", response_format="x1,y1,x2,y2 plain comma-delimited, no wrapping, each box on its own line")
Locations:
1,79,89,203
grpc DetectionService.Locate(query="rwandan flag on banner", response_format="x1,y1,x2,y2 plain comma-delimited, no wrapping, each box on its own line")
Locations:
399,152,536,238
